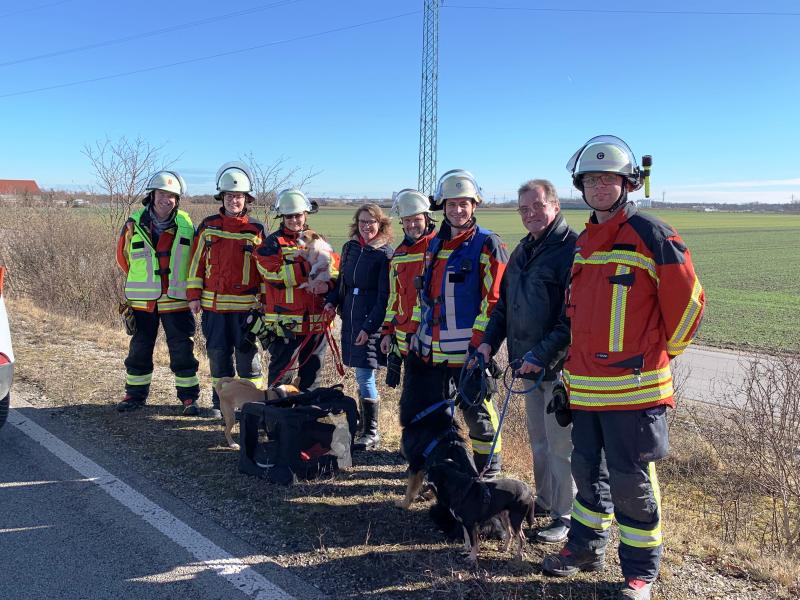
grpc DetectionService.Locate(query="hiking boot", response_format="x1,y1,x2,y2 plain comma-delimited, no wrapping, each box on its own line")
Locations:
533,501,549,518
619,578,653,600
182,399,199,416
542,546,606,577
536,519,570,544
207,407,222,419
353,397,380,451
116,396,145,412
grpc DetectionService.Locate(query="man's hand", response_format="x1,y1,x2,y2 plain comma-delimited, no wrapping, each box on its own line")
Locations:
323,302,336,319
354,330,369,346
188,300,201,315
380,334,392,354
468,342,492,368
518,350,544,375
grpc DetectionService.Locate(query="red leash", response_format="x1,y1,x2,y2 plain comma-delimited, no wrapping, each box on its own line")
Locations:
271,314,344,383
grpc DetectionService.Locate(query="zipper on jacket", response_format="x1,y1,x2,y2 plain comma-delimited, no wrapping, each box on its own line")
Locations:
350,244,364,345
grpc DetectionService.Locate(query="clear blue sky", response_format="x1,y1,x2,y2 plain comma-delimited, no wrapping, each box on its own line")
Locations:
1,0,799,203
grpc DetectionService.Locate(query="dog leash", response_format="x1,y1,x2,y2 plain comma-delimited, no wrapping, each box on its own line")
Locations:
479,361,544,480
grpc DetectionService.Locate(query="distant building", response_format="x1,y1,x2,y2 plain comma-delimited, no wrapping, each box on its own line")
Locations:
0,179,42,201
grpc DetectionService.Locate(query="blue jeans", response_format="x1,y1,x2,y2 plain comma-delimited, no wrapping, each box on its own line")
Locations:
354,367,378,399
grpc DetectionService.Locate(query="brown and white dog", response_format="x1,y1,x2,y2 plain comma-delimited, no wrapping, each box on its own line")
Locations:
296,230,334,289
214,377,301,449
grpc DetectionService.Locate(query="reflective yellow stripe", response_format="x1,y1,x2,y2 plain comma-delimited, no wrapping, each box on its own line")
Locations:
474,252,493,332
568,383,673,408
609,265,631,352
126,373,152,386
240,376,263,389
571,498,614,531
384,265,400,324
175,375,199,388
575,250,658,282
471,396,502,453
668,276,703,355
566,366,672,391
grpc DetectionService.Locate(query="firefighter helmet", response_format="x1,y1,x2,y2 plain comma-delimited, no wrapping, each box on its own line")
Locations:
391,189,431,218
273,188,317,216
143,170,186,205
432,169,483,206
566,135,642,191
215,162,254,201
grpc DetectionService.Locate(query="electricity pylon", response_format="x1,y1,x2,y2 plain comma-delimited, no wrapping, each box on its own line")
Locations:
417,0,440,196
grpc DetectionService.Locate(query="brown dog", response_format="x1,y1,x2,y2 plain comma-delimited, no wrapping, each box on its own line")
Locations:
214,377,301,449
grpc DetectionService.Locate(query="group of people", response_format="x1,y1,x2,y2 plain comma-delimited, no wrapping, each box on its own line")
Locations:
116,135,705,600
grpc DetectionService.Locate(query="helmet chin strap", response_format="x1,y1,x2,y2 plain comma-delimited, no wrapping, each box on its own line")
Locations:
444,215,476,231
582,186,628,215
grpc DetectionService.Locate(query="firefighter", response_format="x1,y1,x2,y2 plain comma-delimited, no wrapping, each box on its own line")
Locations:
187,162,265,418
255,189,339,391
116,170,200,414
541,136,705,600
379,189,436,359
408,170,509,477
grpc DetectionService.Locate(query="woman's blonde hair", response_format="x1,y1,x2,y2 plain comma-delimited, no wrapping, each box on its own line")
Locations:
349,202,393,241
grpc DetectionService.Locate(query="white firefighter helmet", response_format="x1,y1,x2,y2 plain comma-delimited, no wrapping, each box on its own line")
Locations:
215,161,254,201
566,135,642,191
274,188,315,216
146,170,186,197
391,189,431,218
432,169,483,206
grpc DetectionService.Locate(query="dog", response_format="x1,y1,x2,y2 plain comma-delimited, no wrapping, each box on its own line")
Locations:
296,230,333,289
214,377,301,449
395,354,479,510
426,459,535,565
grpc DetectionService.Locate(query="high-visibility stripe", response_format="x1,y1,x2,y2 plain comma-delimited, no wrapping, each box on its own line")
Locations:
203,230,260,242
609,264,631,352
668,276,703,355
571,498,614,531
384,265,400,324
126,373,153,386
471,396,501,454
391,252,424,264
474,252,493,332
566,366,672,391
575,250,658,282
175,375,199,388
568,382,673,408
240,376,263,389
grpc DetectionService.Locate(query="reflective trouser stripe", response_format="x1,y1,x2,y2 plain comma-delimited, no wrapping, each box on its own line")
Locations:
126,373,153,386
469,396,501,454
241,376,263,389
619,463,663,548
175,375,199,388
571,498,614,531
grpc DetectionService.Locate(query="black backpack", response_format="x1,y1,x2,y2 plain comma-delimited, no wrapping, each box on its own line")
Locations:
237,386,359,484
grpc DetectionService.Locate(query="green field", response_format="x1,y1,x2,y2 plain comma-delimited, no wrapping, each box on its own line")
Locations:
297,207,800,353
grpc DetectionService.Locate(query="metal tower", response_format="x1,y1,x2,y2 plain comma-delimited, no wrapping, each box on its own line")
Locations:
417,0,440,196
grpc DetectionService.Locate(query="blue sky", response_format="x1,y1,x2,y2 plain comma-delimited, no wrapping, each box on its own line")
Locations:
1,0,799,203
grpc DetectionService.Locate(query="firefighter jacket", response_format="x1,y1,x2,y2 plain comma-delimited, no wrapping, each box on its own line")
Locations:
564,202,705,411
481,213,578,381
117,207,194,313
186,208,265,312
381,224,436,355
254,225,340,335
414,220,508,367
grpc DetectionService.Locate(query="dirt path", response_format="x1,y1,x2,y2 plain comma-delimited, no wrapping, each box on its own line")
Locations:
7,299,785,599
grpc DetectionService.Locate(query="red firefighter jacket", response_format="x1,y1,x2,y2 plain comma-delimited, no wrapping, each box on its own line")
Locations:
186,209,265,312
381,225,436,355
255,225,340,335
564,202,705,411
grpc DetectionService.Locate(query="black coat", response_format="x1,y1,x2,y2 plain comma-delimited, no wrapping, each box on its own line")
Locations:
481,213,578,381
326,236,393,369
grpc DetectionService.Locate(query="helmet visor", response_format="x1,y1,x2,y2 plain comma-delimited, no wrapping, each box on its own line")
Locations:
566,135,638,174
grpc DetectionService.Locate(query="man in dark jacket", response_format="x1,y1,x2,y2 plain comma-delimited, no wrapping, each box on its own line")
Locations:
478,178,578,543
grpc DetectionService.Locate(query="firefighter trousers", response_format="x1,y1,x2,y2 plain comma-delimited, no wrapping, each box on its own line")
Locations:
566,406,669,583
266,333,328,392
201,311,262,408
401,352,502,474
124,308,199,403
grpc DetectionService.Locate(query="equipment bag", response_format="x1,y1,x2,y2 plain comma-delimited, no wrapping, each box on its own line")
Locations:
237,386,359,484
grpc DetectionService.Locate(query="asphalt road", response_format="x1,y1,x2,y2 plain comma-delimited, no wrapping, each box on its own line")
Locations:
0,397,326,600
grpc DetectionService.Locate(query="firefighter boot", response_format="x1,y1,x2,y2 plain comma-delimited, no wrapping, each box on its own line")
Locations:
474,451,502,480
619,579,653,600
353,397,380,451
542,546,606,577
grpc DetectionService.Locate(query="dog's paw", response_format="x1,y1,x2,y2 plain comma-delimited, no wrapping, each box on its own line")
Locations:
394,499,412,510
228,442,241,450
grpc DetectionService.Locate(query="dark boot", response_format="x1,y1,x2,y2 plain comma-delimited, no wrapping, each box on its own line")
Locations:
353,397,380,451
474,451,502,479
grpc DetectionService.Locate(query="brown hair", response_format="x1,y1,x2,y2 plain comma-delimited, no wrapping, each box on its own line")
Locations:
348,202,393,242
517,179,560,208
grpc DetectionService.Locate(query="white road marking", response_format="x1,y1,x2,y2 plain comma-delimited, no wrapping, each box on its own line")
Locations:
8,408,295,600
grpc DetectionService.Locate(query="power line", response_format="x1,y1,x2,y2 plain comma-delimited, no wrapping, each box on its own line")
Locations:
444,4,800,17
0,0,305,68
0,10,420,99
0,0,77,20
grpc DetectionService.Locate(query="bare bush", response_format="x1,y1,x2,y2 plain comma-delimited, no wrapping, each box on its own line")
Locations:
240,152,320,223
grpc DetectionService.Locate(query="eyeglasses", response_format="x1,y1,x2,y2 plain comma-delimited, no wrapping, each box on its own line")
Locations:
582,174,621,188
284,213,304,220
516,203,549,216
358,219,378,226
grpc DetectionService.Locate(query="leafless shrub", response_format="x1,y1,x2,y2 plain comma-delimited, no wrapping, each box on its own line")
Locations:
240,151,320,224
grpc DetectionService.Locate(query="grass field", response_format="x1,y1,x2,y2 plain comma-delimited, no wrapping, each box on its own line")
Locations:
278,206,800,353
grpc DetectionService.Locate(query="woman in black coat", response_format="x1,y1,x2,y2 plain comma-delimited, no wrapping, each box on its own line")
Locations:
325,203,393,450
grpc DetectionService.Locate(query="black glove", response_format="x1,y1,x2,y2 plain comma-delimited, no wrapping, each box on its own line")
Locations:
546,381,572,427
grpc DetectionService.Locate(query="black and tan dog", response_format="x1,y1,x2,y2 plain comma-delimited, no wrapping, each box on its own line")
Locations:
395,356,478,509
427,459,535,564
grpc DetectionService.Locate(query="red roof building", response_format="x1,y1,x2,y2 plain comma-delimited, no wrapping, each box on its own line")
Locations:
0,180,41,195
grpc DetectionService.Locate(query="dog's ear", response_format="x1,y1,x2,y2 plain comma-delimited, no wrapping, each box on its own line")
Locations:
291,376,301,388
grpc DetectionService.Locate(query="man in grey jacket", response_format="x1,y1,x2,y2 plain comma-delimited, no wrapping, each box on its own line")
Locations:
477,179,578,543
